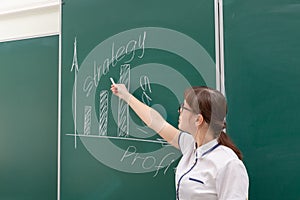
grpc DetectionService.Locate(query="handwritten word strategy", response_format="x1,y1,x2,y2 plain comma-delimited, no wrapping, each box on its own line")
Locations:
83,31,147,97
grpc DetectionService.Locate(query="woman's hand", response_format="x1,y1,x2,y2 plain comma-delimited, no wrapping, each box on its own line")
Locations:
110,84,131,103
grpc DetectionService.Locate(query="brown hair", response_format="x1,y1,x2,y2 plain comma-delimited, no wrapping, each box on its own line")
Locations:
184,86,243,160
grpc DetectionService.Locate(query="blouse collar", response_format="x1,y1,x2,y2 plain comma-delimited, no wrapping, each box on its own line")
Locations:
195,139,219,159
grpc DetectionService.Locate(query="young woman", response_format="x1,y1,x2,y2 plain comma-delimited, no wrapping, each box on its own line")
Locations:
111,84,249,200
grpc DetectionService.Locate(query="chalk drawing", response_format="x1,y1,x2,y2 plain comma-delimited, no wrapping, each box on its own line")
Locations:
99,90,108,136
84,106,92,135
118,64,130,137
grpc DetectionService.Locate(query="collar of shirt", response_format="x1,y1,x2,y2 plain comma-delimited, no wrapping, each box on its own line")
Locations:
194,139,219,159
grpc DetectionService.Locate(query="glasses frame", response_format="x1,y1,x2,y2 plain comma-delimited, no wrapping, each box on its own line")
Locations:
178,103,198,114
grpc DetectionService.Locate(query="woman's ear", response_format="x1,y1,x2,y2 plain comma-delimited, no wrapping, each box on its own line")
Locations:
195,114,204,126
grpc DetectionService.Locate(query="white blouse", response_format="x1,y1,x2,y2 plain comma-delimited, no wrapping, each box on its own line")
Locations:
176,132,249,200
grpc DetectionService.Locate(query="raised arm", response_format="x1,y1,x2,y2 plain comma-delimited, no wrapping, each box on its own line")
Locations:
111,84,180,148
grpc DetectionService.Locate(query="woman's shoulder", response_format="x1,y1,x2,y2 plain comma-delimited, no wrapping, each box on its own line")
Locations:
211,145,244,168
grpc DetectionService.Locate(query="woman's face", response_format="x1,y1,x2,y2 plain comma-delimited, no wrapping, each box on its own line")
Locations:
178,100,198,135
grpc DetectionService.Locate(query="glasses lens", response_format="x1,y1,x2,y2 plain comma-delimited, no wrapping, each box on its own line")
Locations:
178,103,182,112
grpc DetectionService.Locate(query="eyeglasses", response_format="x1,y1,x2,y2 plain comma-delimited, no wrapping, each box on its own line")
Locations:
178,103,197,114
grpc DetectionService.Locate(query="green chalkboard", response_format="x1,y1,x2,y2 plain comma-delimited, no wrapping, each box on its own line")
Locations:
224,1,300,199
0,36,58,199
61,0,216,199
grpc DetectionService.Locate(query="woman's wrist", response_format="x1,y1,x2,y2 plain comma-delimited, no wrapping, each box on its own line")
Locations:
123,93,133,106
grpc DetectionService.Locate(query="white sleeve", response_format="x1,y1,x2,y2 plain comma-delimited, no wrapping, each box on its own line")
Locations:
216,159,249,200
178,132,194,155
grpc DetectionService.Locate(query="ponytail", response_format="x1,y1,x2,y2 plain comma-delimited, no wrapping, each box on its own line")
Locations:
218,131,243,160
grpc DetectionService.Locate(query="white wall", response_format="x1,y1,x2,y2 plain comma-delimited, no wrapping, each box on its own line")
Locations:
0,0,60,42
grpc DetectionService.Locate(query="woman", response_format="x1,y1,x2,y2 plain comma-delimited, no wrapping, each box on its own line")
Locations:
111,84,249,200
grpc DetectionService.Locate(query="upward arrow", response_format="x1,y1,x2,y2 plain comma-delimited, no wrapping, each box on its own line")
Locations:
71,37,79,72
71,37,79,149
